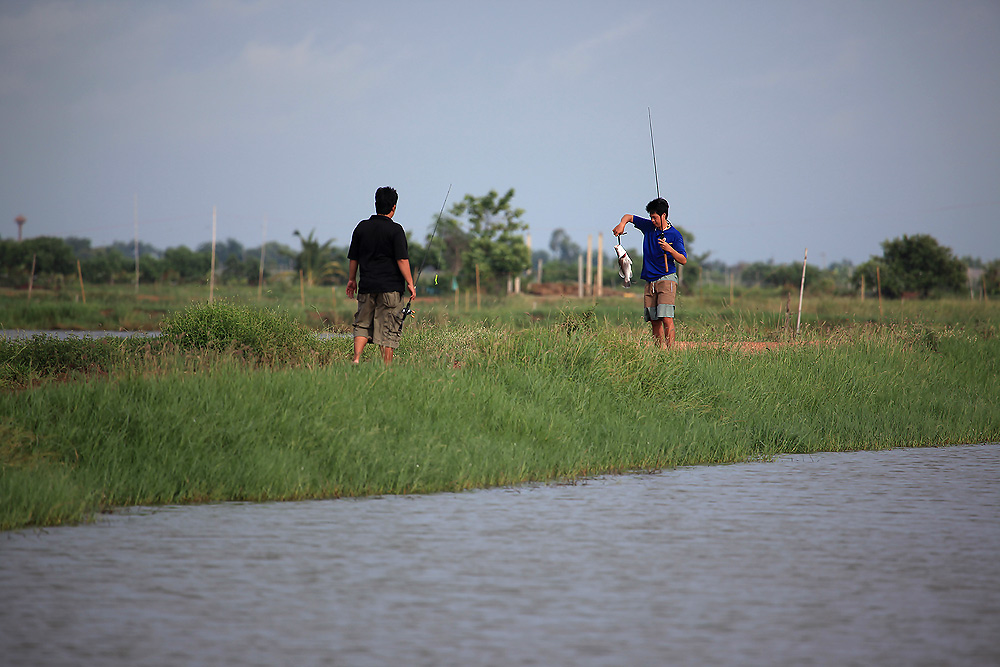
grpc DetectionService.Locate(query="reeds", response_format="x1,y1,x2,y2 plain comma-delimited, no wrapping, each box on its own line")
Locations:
2,299,999,531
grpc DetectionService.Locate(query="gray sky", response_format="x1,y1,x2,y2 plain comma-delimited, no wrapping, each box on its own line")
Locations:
2,0,998,267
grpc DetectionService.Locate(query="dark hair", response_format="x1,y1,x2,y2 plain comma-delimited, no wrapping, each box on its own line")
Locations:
645,198,669,217
375,186,398,215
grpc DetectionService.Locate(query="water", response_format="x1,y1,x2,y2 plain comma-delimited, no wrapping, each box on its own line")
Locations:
2,445,998,666
0,329,158,340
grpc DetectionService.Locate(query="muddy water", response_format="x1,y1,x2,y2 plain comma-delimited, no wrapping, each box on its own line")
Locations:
2,444,999,666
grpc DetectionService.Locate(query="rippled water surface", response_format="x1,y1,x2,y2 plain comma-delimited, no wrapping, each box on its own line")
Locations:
2,444,999,666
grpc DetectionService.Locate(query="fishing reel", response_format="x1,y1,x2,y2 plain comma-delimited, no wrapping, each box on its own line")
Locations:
401,304,415,321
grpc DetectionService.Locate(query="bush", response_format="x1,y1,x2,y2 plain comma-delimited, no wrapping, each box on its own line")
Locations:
158,300,313,362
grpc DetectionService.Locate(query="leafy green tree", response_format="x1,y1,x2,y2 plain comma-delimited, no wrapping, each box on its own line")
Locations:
854,234,966,298
740,259,830,293
139,255,165,283
163,246,211,283
443,188,531,290
0,237,76,278
80,248,131,284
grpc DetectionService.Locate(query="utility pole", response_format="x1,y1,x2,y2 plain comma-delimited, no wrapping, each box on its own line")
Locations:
210,206,217,304
134,195,139,294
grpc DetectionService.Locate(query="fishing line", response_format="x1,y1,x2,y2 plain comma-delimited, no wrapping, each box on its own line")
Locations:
402,184,452,322
648,107,659,199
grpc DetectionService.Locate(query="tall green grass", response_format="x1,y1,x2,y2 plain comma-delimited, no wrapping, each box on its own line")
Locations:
2,307,998,531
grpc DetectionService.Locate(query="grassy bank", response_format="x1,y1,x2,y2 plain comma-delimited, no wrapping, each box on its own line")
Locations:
2,300,998,531
6,282,999,334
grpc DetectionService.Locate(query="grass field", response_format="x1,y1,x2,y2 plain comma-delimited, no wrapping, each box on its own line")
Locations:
2,286,998,531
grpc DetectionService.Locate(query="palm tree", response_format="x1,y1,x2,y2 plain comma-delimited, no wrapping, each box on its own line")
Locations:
293,229,335,287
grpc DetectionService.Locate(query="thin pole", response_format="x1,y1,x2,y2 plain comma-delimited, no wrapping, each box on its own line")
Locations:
796,248,807,338
596,234,603,298
586,234,593,297
27,254,36,303
77,260,86,303
133,194,139,294
258,215,267,301
209,206,217,304
475,264,481,309
648,107,660,198
876,266,883,319
577,254,584,298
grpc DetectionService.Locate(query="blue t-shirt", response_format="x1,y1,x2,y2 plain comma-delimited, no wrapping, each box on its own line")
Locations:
632,216,686,281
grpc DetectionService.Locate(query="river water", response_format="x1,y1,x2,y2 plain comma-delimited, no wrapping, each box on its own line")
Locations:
2,444,998,666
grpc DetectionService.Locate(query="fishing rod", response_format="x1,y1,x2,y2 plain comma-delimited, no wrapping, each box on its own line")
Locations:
648,106,660,198
401,184,451,322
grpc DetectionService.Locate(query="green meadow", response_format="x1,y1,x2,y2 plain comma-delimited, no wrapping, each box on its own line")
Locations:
2,286,998,531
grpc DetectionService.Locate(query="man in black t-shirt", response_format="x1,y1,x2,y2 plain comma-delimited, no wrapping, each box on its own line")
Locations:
346,186,416,365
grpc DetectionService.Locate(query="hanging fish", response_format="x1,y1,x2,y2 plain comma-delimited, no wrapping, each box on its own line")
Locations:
614,235,633,288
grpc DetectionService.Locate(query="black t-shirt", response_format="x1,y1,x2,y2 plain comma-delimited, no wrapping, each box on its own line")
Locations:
347,214,409,294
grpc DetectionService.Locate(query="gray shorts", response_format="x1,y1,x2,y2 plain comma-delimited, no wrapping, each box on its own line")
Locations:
353,292,406,348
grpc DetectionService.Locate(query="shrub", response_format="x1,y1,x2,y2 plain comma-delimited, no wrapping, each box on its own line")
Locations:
159,300,312,362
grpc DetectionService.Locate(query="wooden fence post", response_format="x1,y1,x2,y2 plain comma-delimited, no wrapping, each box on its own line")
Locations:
77,260,86,303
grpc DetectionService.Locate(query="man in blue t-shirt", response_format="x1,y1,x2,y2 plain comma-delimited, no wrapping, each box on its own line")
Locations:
346,186,416,365
612,197,687,349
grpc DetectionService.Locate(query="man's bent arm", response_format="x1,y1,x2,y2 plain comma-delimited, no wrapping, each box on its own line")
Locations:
664,243,687,265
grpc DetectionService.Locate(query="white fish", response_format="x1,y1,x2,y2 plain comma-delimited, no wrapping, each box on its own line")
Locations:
614,241,633,288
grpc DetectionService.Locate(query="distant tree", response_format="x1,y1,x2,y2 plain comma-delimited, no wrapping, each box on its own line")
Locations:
247,241,297,274
443,188,531,290
422,217,470,279
549,229,581,263
139,255,165,283
292,229,338,286
854,234,966,298
162,245,211,283
80,248,131,284
197,238,245,265
0,237,76,275
740,259,830,293
222,255,247,285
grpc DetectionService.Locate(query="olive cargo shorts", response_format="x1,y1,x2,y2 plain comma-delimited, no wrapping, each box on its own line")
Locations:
353,291,406,348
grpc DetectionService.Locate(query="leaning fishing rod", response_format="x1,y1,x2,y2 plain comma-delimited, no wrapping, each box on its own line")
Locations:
401,184,452,322
648,106,660,198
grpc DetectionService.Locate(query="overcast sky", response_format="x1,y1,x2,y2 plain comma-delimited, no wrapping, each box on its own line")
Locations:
2,0,998,267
